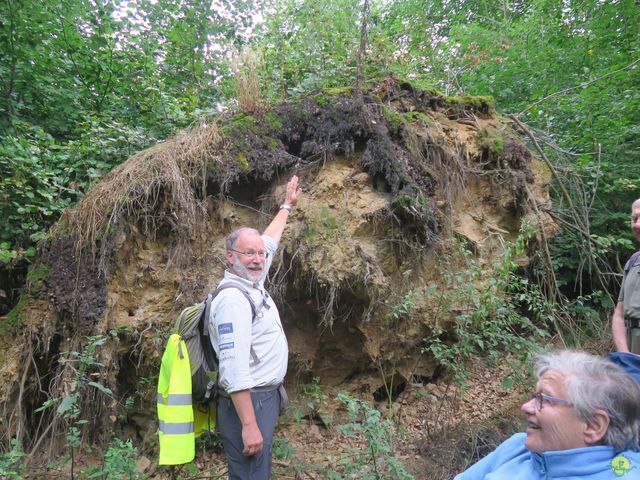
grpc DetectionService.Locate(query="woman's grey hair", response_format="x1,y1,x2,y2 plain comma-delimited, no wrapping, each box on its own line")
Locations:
536,350,640,451
226,228,260,250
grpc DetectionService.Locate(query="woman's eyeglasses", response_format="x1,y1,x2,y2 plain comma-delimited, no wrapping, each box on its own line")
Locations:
529,392,573,410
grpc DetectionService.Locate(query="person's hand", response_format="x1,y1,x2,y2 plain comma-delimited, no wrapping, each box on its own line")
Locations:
284,175,302,207
241,422,263,457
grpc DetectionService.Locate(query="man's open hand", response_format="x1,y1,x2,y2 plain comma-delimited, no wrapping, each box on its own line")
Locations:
284,175,302,207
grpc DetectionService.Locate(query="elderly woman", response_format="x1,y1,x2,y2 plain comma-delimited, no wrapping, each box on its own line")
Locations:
455,350,640,479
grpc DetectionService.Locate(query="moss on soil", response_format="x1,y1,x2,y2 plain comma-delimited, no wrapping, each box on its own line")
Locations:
381,105,403,134
4,78,544,466
478,126,506,156
403,110,432,125
3,295,26,332
447,94,495,111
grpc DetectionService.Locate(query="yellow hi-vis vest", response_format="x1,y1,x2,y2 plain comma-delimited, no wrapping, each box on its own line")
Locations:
157,333,195,465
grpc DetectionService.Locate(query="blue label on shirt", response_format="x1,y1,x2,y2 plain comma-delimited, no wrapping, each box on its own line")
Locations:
219,342,234,351
218,323,233,335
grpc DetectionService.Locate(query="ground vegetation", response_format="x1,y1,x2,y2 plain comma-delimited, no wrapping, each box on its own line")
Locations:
0,0,638,477
1,77,552,478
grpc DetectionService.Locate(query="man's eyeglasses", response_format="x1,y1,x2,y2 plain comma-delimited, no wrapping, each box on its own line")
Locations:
229,249,269,259
530,392,573,410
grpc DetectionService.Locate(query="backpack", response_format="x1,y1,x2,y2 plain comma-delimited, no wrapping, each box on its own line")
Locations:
174,282,257,407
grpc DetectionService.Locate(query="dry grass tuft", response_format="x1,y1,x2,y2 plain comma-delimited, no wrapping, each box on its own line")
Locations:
50,121,223,270
230,47,266,114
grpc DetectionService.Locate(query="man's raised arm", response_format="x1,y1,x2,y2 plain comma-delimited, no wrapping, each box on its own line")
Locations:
262,175,302,242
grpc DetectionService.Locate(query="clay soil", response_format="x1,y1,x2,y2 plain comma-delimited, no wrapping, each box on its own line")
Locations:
0,82,551,479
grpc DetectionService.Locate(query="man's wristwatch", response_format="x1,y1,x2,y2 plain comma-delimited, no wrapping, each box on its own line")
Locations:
279,204,293,212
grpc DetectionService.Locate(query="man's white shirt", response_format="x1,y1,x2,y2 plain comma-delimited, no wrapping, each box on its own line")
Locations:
208,235,288,393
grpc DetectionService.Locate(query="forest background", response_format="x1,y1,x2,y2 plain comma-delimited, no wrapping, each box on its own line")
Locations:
2,0,639,314
0,0,639,476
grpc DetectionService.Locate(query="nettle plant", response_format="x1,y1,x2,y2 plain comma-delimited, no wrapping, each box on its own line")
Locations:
330,392,414,480
35,336,114,477
424,232,552,385
83,437,142,480
0,439,27,480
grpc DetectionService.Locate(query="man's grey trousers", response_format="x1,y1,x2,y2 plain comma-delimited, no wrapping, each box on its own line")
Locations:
217,388,280,480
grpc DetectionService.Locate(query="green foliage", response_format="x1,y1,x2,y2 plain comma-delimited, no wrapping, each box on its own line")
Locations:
393,192,427,211
84,437,142,480
477,127,505,156
257,0,362,98
221,113,258,138
563,292,609,345
385,290,418,325
424,236,551,384
0,439,26,480
380,106,403,134
0,0,257,286
373,0,639,306
194,428,223,455
335,392,414,480
0,117,156,268
2,292,28,333
1,0,637,317
446,95,494,110
402,111,432,125
291,376,332,426
0,125,75,256
273,436,295,461
264,111,283,131
25,264,50,285
320,206,338,230
35,336,113,477
301,204,343,248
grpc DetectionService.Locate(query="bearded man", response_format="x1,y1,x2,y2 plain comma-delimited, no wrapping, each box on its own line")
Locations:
209,175,301,479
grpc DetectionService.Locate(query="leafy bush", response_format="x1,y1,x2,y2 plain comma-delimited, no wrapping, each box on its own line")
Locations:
0,439,26,480
273,436,295,461
84,437,142,480
0,124,75,258
424,235,552,384
35,336,114,477
291,376,332,426
333,392,414,480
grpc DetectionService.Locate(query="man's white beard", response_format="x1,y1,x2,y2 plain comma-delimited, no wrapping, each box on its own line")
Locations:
231,255,263,282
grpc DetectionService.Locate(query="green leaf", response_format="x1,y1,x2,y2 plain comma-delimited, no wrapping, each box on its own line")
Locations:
502,376,515,391
88,381,113,396
56,394,78,416
34,398,57,413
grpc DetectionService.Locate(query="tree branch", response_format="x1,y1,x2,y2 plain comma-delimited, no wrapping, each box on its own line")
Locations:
517,57,640,116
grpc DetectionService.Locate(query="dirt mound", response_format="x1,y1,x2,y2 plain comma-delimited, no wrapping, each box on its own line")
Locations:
0,79,553,473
